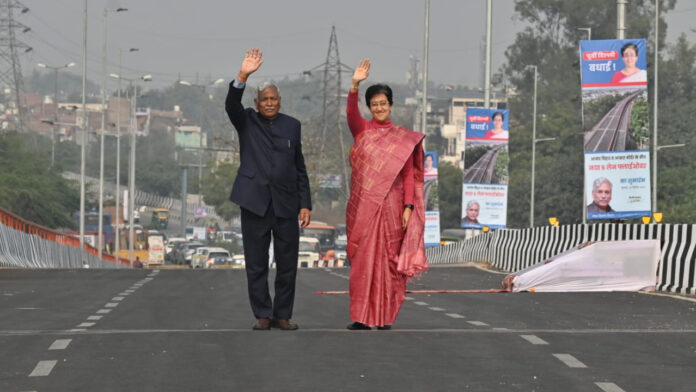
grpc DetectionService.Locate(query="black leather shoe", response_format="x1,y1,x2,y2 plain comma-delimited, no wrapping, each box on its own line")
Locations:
346,322,371,330
252,318,271,330
377,325,392,330
271,318,299,330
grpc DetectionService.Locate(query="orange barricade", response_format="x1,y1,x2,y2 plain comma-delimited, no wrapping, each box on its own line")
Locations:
0,205,130,266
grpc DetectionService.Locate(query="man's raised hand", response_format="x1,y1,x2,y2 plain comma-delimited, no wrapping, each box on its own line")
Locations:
351,58,370,90
238,48,263,83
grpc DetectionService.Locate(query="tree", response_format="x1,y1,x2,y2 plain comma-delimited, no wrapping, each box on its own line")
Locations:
437,162,463,229
501,0,676,227
200,159,240,222
0,132,79,228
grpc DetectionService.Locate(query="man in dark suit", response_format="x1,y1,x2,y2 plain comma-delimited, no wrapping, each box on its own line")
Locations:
225,48,311,331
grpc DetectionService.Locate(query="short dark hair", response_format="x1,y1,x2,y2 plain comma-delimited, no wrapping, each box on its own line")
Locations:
492,112,504,121
620,43,638,57
365,84,393,106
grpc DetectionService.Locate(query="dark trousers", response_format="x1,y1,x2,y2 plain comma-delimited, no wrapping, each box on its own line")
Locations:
241,206,299,320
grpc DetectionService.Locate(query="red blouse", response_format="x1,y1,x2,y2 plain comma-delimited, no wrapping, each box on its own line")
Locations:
347,90,415,205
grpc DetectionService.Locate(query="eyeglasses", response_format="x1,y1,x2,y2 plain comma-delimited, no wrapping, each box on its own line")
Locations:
370,101,390,108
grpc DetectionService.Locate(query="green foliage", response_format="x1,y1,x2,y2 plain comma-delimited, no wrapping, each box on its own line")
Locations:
0,132,79,228
436,162,463,229
501,0,677,227
201,159,240,222
630,98,649,148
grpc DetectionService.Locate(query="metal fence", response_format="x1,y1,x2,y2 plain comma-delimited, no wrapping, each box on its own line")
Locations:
426,223,696,295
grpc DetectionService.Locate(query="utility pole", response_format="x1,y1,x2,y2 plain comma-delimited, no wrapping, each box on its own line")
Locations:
319,26,350,195
0,0,31,132
617,0,626,39
484,0,492,108
421,0,430,140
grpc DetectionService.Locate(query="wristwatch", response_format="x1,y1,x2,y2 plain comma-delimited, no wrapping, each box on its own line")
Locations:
404,204,414,210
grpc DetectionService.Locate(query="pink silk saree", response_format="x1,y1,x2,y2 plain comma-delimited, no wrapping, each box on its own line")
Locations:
346,125,427,327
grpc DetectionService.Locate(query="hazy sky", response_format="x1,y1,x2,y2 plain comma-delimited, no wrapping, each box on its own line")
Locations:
18,0,696,91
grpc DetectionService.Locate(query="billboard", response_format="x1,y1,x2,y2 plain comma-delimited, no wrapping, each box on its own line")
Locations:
584,150,651,220
580,39,651,220
424,151,440,247
462,108,509,229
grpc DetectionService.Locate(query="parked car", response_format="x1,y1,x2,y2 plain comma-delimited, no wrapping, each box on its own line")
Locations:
165,237,187,256
191,247,231,269
231,254,245,266
170,241,205,265
204,248,233,268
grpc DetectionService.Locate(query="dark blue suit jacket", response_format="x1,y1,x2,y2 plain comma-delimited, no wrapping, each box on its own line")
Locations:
225,82,311,218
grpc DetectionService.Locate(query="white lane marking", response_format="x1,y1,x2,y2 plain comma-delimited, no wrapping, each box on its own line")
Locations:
553,353,587,368
446,313,465,319
96,309,112,314
428,307,445,311
492,327,510,331
124,290,135,293
104,303,119,308
112,297,125,301
48,339,71,350
413,301,429,306
595,382,627,392
68,328,86,332
520,334,549,345
87,315,103,321
77,322,95,328
16,307,40,310
405,297,414,301
467,321,489,326
29,360,57,377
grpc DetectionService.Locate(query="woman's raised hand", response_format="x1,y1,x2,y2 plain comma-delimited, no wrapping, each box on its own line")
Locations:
351,59,370,89
238,48,263,83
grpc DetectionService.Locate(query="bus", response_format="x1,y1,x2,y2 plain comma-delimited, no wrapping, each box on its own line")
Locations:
76,209,114,252
300,221,336,264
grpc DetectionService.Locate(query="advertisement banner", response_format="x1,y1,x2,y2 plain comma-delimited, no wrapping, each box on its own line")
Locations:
584,150,651,220
424,151,440,247
461,184,508,229
580,38,651,220
462,108,509,229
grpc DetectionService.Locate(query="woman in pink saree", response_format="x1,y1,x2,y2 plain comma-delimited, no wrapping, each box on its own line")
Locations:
345,59,428,330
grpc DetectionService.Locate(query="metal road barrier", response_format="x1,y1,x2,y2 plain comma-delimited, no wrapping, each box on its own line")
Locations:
0,206,128,269
426,223,696,295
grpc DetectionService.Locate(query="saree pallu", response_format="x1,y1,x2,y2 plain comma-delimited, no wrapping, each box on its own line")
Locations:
346,125,427,327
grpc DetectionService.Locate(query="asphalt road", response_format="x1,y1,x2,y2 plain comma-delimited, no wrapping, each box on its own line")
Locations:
1,266,695,392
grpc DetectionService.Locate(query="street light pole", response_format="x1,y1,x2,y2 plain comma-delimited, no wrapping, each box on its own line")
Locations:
652,0,659,217
114,48,138,261
79,0,88,252
98,7,127,259
421,0,430,140
111,73,152,266
530,65,537,227
484,0,492,108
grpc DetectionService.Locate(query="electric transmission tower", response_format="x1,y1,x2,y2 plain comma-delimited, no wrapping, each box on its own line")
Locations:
319,26,352,196
0,0,31,132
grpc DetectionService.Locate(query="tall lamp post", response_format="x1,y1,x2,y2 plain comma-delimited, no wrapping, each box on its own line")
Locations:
113,48,139,261
110,73,152,266
578,27,591,224
37,62,75,167
528,65,556,227
178,78,225,206
98,6,127,259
